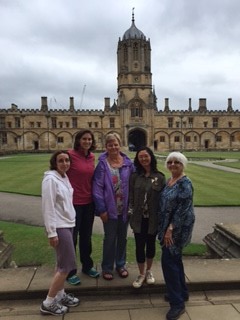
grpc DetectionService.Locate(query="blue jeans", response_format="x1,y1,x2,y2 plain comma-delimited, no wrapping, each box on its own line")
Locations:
161,246,188,308
102,216,128,272
73,203,95,273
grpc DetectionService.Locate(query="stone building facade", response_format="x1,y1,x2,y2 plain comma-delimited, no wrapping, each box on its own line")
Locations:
0,14,240,153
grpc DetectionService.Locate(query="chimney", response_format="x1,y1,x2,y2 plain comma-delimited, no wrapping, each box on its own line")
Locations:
188,98,192,112
69,97,75,111
198,98,207,112
104,97,110,112
41,96,48,112
227,98,233,112
164,98,169,112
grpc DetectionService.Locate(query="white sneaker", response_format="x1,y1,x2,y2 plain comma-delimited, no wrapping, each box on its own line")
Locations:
146,270,155,285
60,293,80,307
133,274,145,288
40,300,68,315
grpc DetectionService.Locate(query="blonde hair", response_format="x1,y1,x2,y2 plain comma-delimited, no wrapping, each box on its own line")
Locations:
165,152,188,169
105,133,122,146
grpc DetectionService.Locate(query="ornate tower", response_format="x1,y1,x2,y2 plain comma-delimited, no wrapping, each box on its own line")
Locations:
117,9,157,149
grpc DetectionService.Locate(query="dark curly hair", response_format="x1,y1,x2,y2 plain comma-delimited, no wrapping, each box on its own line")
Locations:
134,147,158,174
49,150,71,170
73,130,96,151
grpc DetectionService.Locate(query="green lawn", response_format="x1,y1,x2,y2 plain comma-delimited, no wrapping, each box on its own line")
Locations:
183,164,239,206
0,152,239,205
0,151,239,267
0,221,206,267
0,154,48,196
161,151,240,160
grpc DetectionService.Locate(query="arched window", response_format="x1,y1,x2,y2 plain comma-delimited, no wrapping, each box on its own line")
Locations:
144,44,148,64
133,42,138,60
124,44,128,62
131,101,143,117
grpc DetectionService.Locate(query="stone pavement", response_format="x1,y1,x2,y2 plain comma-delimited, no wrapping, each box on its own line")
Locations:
0,259,240,319
0,158,240,319
1,192,240,244
190,160,240,174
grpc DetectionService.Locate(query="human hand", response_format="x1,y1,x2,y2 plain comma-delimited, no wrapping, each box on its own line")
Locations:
100,212,108,223
49,236,59,247
164,229,174,247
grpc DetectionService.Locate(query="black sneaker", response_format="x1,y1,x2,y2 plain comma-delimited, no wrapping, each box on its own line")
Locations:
60,293,80,307
40,301,68,316
166,306,185,320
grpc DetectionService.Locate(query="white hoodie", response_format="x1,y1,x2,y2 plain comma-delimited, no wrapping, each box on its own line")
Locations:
42,170,75,238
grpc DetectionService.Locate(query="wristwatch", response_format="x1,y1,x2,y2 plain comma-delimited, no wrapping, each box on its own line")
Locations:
168,224,173,231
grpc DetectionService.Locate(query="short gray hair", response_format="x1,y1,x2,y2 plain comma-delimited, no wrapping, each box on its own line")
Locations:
165,152,188,169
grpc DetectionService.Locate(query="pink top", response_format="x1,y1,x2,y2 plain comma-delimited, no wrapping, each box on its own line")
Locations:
67,149,95,205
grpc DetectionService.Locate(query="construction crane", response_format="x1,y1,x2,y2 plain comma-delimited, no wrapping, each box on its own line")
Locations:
80,84,86,109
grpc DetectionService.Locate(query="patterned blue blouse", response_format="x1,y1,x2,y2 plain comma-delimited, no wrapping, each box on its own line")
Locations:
158,176,195,255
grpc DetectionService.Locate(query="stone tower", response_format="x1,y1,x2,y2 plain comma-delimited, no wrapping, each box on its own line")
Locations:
117,9,157,149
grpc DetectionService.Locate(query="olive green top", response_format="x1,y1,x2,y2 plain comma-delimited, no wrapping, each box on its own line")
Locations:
129,171,166,235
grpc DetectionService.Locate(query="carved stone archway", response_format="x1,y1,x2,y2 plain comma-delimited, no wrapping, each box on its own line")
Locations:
128,129,146,151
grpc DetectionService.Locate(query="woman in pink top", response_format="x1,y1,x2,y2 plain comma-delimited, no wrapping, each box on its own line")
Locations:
66,130,99,285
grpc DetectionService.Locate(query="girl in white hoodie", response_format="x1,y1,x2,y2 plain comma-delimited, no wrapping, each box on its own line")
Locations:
40,150,79,316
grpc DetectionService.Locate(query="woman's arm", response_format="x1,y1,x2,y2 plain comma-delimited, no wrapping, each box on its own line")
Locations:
92,162,107,215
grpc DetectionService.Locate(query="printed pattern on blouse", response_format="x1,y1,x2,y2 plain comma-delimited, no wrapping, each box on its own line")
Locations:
158,176,195,255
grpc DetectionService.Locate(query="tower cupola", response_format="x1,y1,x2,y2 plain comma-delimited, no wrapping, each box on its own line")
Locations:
123,9,146,40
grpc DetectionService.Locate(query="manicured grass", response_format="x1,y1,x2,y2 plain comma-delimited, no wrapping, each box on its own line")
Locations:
0,154,49,196
0,152,240,205
182,164,240,206
0,152,240,206
0,151,238,267
0,221,206,267
161,151,240,160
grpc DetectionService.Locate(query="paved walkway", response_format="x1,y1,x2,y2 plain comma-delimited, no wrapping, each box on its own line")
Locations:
190,160,240,173
0,260,240,319
0,161,240,319
1,192,240,244
1,157,240,243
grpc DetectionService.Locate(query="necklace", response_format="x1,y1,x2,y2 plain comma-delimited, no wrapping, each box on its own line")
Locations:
168,174,184,187
107,156,123,168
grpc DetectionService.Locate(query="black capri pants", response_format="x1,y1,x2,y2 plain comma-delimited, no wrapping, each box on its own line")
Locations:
134,217,156,264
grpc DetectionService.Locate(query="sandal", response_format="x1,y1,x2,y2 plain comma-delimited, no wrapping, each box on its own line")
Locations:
116,267,129,278
102,272,113,281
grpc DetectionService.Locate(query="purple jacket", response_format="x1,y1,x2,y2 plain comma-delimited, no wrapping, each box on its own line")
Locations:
93,151,135,222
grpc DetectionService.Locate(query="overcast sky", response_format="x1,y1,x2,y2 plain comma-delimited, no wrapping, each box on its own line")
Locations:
0,0,240,111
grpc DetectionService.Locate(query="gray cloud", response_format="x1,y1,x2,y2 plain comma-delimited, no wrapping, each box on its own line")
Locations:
0,0,240,111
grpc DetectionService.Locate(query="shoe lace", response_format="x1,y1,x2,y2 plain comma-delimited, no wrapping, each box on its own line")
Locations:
49,300,64,312
146,271,153,279
62,293,74,303
136,275,144,283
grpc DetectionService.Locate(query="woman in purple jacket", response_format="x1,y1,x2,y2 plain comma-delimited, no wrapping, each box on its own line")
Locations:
93,133,134,280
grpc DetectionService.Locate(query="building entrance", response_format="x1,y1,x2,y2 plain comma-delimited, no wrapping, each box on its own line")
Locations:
128,129,146,151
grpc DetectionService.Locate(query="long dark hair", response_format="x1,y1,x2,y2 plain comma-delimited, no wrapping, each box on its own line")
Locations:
49,150,71,170
73,130,96,151
134,147,158,174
